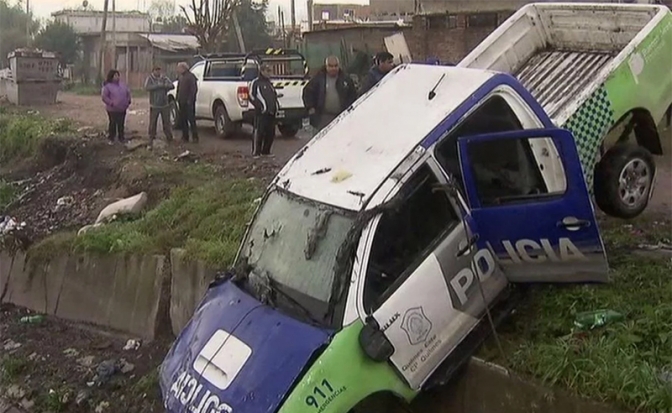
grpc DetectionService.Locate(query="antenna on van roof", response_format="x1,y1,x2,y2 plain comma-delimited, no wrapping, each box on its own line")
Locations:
428,73,446,101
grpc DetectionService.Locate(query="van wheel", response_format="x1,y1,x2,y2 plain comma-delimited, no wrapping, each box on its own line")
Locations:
214,104,234,138
278,123,300,138
594,144,655,219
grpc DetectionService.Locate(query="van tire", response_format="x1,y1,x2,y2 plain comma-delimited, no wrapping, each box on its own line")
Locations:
214,104,235,138
593,144,655,219
278,123,300,138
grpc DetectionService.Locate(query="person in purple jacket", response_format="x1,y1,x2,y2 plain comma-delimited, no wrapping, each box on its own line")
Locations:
101,69,132,143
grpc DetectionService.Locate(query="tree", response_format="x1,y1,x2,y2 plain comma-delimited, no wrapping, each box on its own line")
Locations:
34,21,81,65
180,0,241,52
161,15,189,33
227,0,271,51
0,0,39,67
149,0,176,22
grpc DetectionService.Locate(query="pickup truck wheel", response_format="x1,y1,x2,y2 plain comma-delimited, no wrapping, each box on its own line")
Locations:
214,105,234,138
278,123,300,138
594,144,655,219
169,100,179,130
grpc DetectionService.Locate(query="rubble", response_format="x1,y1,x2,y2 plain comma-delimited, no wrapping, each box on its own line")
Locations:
94,192,148,225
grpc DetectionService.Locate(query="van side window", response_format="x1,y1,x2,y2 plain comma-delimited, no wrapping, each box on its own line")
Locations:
435,96,523,188
466,137,567,206
363,165,459,313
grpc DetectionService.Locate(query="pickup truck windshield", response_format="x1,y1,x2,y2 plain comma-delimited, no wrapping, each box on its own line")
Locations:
241,190,353,323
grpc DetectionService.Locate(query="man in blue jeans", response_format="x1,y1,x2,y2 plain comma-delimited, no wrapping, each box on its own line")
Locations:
144,66,174,146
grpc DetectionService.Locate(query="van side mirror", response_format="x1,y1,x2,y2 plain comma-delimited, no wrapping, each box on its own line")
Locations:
359,317,394,362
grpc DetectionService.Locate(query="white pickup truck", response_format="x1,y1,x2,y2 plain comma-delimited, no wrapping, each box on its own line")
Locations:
459,2,672,218
168,49,309,138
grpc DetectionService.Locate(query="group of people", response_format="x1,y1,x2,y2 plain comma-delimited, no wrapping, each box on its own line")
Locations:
101,62,199,146
100,51,396,156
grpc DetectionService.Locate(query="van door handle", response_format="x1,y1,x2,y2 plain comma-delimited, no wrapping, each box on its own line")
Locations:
558,216,591,231
457,234,479,257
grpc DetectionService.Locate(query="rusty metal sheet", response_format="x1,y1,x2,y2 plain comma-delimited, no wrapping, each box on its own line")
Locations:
515,50,614,119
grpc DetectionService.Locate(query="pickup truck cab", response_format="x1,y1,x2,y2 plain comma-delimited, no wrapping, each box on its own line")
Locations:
459,2,672,218
160,61,612,413
168,48,309,138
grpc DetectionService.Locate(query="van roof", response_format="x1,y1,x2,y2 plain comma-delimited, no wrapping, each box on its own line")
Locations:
274,64,495,212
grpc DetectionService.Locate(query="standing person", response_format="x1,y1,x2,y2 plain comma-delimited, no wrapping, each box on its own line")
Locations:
302,56,357,131
249,63,279,158
176,62,199,143
144,65,174,146
101,69,131,144
358,52,395,96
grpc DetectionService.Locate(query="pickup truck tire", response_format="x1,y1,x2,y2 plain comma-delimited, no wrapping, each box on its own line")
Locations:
169,99,180,130
214,105,236,138
593,144,655,219
278,123,300,138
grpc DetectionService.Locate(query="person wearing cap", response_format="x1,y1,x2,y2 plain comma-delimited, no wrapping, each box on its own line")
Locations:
248,63,279,157
144,65,175,146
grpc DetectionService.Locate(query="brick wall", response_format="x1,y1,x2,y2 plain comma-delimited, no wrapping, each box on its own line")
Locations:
407,11,513,64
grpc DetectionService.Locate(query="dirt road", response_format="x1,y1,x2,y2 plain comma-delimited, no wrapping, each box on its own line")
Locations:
39,93,307,164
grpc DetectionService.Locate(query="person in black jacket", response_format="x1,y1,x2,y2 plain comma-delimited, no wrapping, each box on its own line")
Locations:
359,52,395,96
249,63,279,157
176,62,199,143
302,56,357,131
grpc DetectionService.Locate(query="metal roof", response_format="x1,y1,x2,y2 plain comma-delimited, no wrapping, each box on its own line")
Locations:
274,64,495,212
138,34,199,52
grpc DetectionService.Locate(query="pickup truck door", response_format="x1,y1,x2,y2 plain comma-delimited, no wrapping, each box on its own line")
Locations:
189,62,207,118
457,128,609,283
361,161,507,390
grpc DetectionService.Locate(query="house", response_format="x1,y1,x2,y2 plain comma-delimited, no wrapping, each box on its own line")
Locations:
80,33,199,88
52,9,150,34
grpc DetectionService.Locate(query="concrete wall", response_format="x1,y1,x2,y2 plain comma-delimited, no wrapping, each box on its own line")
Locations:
53,11,150,34
0,251,166,340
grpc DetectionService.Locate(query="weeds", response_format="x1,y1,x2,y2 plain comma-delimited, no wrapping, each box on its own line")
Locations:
0,179,17,210
0,112,74,162
71,178,263,267
65,83,146,98
481,217,672,412
1,356,29,381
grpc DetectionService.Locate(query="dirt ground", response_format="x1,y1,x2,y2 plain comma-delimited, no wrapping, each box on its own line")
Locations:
38,93,307,165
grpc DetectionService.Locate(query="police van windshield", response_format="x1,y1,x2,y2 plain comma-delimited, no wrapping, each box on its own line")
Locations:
240,190,354,325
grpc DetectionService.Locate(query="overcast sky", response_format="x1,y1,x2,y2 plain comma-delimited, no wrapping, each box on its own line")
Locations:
28,0,369,20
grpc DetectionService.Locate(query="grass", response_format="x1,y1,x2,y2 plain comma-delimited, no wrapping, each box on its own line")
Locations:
481,216,672,412
43,177,265,268
1,356,29,381
0,111,74,162
0,179,18,210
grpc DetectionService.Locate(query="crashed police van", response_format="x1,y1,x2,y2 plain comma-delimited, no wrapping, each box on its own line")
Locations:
160,3,672,412
159,62,612,412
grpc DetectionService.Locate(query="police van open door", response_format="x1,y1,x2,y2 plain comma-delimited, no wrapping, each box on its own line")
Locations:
457,128,609,283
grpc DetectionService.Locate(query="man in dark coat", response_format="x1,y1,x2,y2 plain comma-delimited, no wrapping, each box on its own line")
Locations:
359,51,395,96
249,63,279,157
302,56,357,131
176,62,199,143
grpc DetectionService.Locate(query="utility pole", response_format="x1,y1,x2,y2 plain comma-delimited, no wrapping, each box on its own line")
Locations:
25,0,30,47
232,11,246,53
307,0,313,32
112,0,117,70
98,0,110,84
290,0,296,47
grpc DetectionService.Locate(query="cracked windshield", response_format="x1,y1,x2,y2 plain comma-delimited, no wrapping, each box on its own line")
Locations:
242,190,354,306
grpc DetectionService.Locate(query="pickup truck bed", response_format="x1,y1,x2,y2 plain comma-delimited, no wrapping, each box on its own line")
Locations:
459,3,662,124
516,50,614,119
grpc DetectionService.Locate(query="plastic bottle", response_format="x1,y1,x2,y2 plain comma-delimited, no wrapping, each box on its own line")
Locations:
574,310,624,330
20,315,44,324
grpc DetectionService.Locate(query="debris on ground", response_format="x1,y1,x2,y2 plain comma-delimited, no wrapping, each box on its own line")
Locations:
175,150,198,162
123,339,141,351
637,242,672,252
5,385,25,400
19,315,44,324
574,309,624,330
3,339,22,351
0,216,25,235
94,192,148,225
63,348,80,358
94,401,110,413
